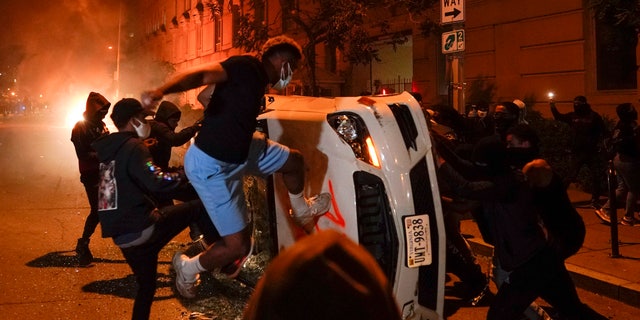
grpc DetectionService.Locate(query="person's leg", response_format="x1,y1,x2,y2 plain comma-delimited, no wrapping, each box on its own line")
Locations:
76,175,100,266
536,250,584,319
250,135,331,232
81,177,101,239
178,144,253,290
564,153,583,188
120,245,160,320
487,275,539,320
443,211,487,303
618,160,640,224
587,152,605,204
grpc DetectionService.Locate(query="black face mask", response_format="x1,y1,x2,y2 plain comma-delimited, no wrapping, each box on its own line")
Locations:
494,112,517,134
506,147,538,169
574,103,589,115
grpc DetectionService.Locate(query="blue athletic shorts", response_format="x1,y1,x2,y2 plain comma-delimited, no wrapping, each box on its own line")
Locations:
184,132,289,236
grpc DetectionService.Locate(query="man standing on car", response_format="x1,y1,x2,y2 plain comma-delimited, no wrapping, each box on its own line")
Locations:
142,35,332,299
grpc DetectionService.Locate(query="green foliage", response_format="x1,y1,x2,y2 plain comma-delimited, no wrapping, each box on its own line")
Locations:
219,0,439,95
589,0,640,29
526,101,612,196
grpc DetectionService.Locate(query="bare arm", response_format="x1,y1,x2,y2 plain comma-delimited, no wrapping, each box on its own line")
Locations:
197,84,216,109
142,63,227,108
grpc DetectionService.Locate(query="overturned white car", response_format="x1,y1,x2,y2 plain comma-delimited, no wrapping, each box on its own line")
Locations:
247,92,446,319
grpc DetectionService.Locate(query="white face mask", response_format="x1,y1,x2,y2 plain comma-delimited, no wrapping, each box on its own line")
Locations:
272,62,292,91
131,118,151,139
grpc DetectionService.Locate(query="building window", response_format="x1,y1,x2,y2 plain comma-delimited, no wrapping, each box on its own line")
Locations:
325,44,337,73
214,15,222,51
231,5,240,43
282,0,299,32
595,19,637,90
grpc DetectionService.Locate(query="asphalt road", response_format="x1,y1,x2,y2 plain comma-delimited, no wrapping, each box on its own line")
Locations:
1,113,639,319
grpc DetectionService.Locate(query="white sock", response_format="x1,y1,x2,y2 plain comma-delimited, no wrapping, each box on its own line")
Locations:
289,192,308,216
183,254,208,277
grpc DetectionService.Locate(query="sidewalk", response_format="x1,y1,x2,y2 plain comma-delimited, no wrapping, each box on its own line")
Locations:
460,185,640,309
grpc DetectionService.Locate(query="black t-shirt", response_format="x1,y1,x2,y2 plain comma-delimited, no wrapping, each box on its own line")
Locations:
194,55,269,163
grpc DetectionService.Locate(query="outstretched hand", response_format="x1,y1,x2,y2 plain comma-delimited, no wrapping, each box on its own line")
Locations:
141,90,163,110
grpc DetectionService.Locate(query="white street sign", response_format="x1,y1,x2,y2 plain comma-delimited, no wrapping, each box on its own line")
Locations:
442,30,465,54
441,0,465,24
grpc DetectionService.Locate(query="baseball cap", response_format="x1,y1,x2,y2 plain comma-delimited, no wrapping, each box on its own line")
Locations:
110,98,154,128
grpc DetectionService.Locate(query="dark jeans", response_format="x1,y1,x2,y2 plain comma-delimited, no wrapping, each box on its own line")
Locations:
155,183,204,241
614,158,640,218
119,200,216,320
487,246,584,320
80,174,100,240
566,151,604,200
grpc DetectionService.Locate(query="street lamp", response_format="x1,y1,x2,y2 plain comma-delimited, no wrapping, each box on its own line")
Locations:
115,2,122,100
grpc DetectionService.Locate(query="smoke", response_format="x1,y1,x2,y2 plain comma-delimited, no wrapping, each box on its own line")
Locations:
0,0,123,112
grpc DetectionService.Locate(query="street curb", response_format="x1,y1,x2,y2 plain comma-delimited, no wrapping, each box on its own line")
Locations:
467,238,640,309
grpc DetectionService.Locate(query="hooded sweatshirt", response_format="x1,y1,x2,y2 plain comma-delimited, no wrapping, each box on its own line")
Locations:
70,92,110,182
92,131,184,238
147,101,200,170
550,102,605,153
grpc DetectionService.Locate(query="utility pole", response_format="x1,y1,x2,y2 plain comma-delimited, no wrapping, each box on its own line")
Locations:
440,0,466,114
115,1,122,100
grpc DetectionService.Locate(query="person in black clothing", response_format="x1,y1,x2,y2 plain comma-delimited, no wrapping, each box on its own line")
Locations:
595,103,640,225
436,137,588,320
147,100,204,241
507,124,586,260
550,95,606,207
92,98,216,320
70,92,111,266
147,101,201,172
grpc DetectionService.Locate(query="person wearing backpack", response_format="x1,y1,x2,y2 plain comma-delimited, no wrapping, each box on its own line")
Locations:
595,103,640,225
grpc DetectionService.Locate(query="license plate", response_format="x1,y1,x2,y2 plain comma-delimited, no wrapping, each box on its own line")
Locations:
404,214,432,267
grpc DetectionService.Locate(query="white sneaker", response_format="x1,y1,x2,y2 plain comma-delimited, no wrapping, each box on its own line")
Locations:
291,193,332,228
172,252,199,299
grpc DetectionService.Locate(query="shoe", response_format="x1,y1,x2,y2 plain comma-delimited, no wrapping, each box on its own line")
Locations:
220,237,254,279
75,238,93,267
590,198,601,209
172,252,200,299
620,216,640,226
467,277,490,306
594,209,611,225
290,193,332,229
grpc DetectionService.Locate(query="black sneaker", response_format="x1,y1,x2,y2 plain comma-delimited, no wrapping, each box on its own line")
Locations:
75,238,93,267
590,199,601,209
594,209,611,225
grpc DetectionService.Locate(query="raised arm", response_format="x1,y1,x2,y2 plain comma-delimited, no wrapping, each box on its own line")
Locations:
142,63,227,108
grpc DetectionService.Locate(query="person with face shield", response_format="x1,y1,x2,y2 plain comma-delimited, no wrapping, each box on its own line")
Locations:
141,35,332,299
595,103,640,225
91,98,216,320
550,95,606,208
70,92,111,267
